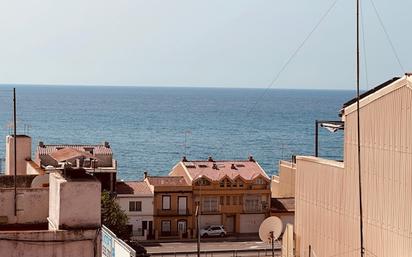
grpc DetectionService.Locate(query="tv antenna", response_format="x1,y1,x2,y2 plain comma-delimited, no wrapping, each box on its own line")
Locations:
259,216,283,257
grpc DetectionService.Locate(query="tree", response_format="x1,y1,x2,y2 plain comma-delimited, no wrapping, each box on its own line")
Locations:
101,191,130,239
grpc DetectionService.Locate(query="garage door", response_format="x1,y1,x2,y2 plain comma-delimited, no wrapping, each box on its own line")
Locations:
199,215,221,229
239,214,265,233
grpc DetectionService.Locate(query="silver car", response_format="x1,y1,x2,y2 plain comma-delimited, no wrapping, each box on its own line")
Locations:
200,225,227,237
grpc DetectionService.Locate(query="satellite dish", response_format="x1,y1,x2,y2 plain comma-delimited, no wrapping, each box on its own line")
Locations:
259,216,283,243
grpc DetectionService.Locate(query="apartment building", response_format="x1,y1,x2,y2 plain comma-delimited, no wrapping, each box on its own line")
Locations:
116,180,154,240
145,174,193,239
33,141,117,191
293,75,412,257
170,156,271,234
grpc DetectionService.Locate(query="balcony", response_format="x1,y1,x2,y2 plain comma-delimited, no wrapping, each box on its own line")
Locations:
201,205,221,214
156,208,191,216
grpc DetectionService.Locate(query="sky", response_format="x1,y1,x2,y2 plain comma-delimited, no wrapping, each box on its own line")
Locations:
0,0,410,90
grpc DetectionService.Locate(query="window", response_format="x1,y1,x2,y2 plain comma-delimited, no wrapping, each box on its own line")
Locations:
238,180,244,188
220,196,224,205
162,195,171,210
219,180,224,187
161,220,171,232
202,197,219,212
232,196,238,205
129,201,142,212
226,196,231,205
198,178,210,186
255,178,264,185
226,179,231,187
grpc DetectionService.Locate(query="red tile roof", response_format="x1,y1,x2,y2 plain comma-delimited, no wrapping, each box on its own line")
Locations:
37,144,112,156
181,160,269,182
146,176,189,186
116,181,152,195
49,148,97,162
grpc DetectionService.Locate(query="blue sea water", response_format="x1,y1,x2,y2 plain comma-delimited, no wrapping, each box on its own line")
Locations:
0,86,353,179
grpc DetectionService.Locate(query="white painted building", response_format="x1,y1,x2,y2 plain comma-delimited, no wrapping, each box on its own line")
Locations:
116,181,154,240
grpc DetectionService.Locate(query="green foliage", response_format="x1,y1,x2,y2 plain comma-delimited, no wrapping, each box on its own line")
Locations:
101,191,130,239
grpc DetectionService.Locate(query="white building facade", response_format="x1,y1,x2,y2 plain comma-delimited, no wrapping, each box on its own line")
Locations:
116,181,154,240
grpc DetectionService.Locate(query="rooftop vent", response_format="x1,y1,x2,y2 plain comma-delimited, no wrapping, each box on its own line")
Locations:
182,156,188,162
198,164,208,168
103,141,110,148
212,163,218,170
248,155,255,162
39,141,45,148
208,156,214,162
185,162,196,168
231,163,237,170
236,164,245,168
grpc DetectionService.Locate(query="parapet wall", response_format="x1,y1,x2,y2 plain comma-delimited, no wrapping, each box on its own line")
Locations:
0,188,49,225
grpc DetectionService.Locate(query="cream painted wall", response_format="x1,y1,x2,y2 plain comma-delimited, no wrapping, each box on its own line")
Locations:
271,160,296,198
0,188,48,224
295,77,412,257
49,172,101,230
5,135,31,175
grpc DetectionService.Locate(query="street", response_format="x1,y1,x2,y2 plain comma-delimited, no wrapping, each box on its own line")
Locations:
144,240,282,257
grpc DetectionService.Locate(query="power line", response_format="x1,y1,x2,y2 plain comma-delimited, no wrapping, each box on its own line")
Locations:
369,0,405,73
214,0,340,157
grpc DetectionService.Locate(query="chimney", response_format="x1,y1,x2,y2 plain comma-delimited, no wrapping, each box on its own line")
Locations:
231,163,236,169
248,155,255,162
182,156,188,162
103,141,110,148
39,141,45,148
212,163,218,170
208,156,213,162
144,171,148,179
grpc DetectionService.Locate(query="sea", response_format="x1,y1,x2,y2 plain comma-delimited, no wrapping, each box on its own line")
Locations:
0,86,353,180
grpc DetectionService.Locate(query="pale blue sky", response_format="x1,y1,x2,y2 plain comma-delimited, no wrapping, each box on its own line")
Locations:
0,0,410,89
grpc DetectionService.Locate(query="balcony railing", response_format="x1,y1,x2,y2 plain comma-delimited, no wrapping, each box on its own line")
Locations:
201,205,221,214
156,208,191,216
243,205,265,213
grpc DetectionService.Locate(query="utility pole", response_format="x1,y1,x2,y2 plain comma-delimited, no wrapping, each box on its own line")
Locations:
13,88,17,216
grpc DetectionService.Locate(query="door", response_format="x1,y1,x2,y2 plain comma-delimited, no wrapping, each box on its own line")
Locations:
177,220,187,237
178,196,187,215
225,216,235,233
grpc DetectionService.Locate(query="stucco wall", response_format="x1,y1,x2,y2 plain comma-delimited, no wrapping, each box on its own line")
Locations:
0,188,48,224
49,172,101,230
5,135,31,176
0,229,100,257
271,160,295,198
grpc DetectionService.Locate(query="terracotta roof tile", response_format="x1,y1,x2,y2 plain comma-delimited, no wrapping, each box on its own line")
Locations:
146,176,189,186
116,181,152,195
49,148,97,162
37,144,112,156
182,160,269,182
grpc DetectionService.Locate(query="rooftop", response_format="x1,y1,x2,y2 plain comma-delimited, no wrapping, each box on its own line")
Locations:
36,143,112,156
116,181,152,195
181,157,269,182
49,147,97,162
271,197,295,213
146,176,189,187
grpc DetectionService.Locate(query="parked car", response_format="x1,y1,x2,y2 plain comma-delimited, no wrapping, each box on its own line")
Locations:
200,225,227,237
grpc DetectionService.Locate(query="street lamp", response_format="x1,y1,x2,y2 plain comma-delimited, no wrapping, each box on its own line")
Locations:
196,175,204,257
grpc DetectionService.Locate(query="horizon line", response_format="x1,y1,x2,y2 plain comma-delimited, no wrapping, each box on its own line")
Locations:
0,82,355,91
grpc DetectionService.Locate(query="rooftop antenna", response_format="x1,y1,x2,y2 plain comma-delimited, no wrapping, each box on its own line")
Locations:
356,0,365,256
183,130,191,156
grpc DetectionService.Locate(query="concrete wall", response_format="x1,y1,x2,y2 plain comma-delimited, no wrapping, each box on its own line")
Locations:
0,188,49,224
0,229,100,257
5,135,31,176
271,160,296,198
295,76,412,257
49,172,101,230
